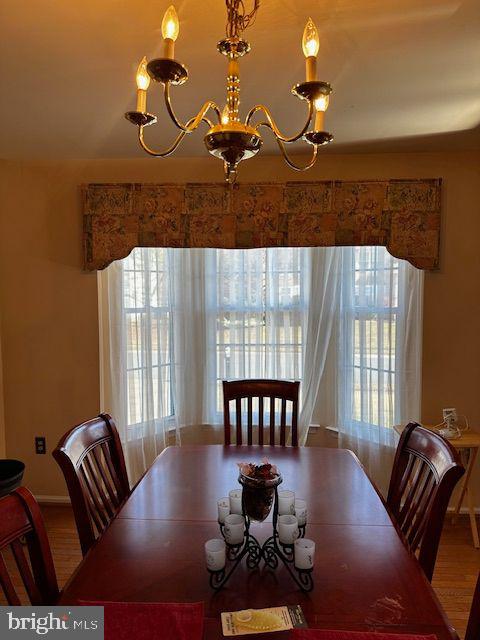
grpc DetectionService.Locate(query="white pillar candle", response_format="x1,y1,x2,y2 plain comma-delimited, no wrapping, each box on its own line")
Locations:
295,499,307,526
294,538,315,570
205,538,226,571
224,514,245,545
229,489,243,515
278,514,299,545
217,498,230,523
278,490,295,515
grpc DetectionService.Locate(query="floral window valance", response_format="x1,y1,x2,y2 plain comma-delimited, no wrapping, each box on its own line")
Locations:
82,179,441,271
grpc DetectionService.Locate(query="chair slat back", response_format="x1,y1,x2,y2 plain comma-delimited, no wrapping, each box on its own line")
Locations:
223,380,300,446
466,571,480,640
0,487,59,605
387,422,464,581
53,414,130,556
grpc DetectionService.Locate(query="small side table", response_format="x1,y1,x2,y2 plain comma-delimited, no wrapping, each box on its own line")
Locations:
393,424,480,549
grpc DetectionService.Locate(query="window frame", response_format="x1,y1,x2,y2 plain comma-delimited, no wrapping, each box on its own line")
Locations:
340,246,403,434
122,249,176,433
205,248,307,422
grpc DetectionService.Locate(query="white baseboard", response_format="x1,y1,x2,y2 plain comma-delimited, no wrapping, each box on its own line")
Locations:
35,494,71,505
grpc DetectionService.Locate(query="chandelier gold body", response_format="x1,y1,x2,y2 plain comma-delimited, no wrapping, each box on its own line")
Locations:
125,1,333,183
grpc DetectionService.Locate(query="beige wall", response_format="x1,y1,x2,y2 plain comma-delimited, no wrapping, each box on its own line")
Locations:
0,151,479,498
0,322,5,457
0,169,10,457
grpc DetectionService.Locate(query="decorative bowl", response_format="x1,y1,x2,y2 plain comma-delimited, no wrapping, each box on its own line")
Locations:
238,471,283,522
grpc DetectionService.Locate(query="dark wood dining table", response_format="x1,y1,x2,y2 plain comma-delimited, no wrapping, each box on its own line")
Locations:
59,445,459,639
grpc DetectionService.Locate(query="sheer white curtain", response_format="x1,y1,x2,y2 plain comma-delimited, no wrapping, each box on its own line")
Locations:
98,249,179,482
336,246,423,488
204,248,307,425
99,247,332,477
98,245,423,486
170,249,209,428
298,248,340,444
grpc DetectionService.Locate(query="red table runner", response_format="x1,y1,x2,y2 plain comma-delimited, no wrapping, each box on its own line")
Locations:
81,601,204,640
292,631,436,640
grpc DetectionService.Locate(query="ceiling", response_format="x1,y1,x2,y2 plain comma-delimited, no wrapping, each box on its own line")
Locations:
1,0,480,159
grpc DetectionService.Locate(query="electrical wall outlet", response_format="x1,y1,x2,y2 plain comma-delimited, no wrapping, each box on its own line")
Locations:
35,436,46,454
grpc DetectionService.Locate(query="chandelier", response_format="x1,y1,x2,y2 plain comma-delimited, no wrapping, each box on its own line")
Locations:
125,1,333,183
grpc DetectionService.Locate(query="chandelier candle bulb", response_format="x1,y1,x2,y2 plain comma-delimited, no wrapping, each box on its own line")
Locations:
294,538,315,570
314,94,330,131
278,489,295,515
135,56,150,113
229,489,243,515
302,18,319,81
161,5,179,59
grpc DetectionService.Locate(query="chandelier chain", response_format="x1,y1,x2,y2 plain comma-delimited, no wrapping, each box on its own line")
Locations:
225,0,260,39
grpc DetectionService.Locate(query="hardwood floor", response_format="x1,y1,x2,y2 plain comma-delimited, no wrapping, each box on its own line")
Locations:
0,503,477,637
41,504,83,590
432,514,480,638
34,506,479,639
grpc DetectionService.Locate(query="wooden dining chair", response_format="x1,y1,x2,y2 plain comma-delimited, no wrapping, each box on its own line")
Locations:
0,487,59,604
466,570,480,640
386,422,464,582
53,413,130,556
223,379,300,446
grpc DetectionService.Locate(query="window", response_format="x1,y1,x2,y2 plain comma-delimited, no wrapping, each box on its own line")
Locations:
208,248,307,417
111,245,420,441
122,249,175,429
339,246,409,437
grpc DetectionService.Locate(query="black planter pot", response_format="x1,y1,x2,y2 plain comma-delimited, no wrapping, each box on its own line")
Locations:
0,459,25,499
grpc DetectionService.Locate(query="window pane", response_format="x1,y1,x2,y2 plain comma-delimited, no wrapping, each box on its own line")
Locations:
213,248,305,415
126,312,144,369
344,246,399,431
123,248,174,427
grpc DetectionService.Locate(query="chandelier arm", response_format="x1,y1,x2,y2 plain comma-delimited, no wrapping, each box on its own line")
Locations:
245,101,314,143
138,110,215,157
138,126,189,158
275,138,319,171
164,84,221,132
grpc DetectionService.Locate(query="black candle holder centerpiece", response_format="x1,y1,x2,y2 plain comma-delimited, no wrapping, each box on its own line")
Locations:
207,460,314,592
260,485,313,592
